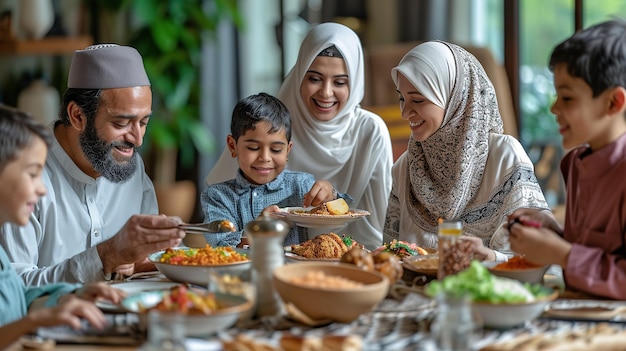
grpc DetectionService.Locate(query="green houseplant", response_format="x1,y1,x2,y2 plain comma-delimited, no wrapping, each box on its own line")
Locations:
127,0,241,184
92,0,242,220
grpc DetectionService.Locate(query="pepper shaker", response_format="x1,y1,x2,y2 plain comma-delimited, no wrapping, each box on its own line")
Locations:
245,215,291,317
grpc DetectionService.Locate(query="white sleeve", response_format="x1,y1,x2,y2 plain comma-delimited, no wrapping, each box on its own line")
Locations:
205,147,239,185
0,214,107,285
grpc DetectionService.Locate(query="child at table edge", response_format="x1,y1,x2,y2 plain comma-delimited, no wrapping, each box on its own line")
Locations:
200,93,352,247
0,104,125,348
508,19,626,300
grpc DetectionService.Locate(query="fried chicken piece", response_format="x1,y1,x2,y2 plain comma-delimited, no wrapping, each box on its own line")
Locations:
291,233,349,259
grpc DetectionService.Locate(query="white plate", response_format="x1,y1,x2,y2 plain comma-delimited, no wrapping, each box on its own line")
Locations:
97,281,181,312
402,254,439,277
283,246,342,263
272,207,370,228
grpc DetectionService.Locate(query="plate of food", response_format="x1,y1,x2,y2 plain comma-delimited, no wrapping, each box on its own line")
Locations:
121,284,252,337
372,240,432,260
284,232,359,262
148,246,250,286
402,253,439,277
273,199,370,229
284,247,342,262
96,280,182,312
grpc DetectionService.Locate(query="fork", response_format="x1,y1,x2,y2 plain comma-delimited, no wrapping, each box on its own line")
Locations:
178,219,236,234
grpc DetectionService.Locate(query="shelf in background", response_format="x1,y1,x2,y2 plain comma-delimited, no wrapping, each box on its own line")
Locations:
0,35,93,55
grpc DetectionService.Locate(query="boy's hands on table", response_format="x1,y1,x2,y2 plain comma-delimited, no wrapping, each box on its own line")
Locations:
34,295,107,330
74,282,126,304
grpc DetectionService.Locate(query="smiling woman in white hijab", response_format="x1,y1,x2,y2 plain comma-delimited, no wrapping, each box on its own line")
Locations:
205,23,393,250
277,23,393,249
385,41,550,262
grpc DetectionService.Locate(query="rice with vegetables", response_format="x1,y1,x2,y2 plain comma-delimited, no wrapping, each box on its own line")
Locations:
159,245,248,266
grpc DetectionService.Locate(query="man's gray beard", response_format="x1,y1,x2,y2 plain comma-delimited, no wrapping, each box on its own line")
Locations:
79,121,138,183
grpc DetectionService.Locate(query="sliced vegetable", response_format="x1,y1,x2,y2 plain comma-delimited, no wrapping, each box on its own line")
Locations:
342,235,354,248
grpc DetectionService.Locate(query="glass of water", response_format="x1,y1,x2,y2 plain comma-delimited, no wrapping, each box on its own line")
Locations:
144,310,187,351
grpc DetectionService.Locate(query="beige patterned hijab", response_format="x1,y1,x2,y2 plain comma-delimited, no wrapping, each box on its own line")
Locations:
392,41,504,233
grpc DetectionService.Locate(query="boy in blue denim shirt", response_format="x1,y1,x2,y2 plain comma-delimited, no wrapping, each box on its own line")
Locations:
201,93,350,247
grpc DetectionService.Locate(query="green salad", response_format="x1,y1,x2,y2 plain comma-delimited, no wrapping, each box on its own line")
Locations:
425,261,551,304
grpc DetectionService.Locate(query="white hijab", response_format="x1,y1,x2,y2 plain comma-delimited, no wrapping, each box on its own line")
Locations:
206,23,392,248
277,22,366,180
279,23,392,248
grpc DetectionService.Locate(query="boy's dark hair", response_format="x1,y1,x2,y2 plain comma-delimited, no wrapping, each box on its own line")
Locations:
549,19,626,97
57,88,102,126
0,104,53,172
230,92,291,141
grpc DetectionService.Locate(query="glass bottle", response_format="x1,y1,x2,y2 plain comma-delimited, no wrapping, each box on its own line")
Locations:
430,292,477,351
245,215,290,317
438,220,473,279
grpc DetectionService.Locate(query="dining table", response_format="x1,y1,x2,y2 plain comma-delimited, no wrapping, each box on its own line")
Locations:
7,266,626,351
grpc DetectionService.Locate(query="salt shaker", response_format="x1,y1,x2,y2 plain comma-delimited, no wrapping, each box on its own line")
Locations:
245,215,290,317
438,220,473,279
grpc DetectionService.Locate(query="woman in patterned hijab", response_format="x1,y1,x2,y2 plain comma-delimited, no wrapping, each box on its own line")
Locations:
384,41,550,262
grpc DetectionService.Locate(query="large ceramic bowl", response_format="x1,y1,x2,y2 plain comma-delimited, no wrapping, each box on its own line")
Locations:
273,262,389,323
121,288,252,337
148,248,251,287
473,289,558,329
482,260,550,284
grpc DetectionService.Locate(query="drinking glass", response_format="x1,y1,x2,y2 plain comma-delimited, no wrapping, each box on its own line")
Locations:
144,310,187,351
430,292,481,351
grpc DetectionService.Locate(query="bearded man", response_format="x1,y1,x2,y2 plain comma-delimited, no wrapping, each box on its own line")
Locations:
0,44,185,285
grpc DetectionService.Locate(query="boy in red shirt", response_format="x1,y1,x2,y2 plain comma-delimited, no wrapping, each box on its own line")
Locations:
509,20,626,299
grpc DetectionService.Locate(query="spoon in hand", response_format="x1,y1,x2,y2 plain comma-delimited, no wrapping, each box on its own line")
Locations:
178,219,236,234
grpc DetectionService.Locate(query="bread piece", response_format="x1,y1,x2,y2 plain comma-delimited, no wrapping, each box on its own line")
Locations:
325,198,349,215
340,246,375,271
321,335,363,351
223,335,279,351
280,335,322,351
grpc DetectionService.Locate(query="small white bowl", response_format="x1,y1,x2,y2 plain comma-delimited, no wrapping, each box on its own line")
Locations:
473,289,558,329
482,261,550,284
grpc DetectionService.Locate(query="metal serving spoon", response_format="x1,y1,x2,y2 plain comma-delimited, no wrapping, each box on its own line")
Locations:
178,219,236,234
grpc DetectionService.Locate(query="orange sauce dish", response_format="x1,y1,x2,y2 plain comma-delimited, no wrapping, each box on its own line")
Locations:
493,256,541,270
